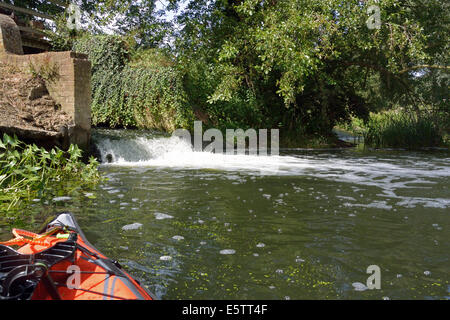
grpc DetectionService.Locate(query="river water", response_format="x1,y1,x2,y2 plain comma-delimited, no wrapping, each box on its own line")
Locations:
3,129,450,300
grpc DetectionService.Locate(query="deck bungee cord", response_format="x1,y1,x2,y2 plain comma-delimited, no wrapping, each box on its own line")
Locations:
0,213,155,300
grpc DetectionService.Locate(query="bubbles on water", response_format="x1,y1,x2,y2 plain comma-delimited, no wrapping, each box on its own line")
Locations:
52,196,72,202
160,256,172,261
352,282,368,291
337,196,356,201
172,235,185,241
220,249,236,255
424,271,431,276
256,243,265,248
344,201,392,211
275,269,284,275
122,223,143,231
154,212,174,220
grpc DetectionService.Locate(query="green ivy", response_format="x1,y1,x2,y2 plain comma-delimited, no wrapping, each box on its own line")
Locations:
72,35,194,132
73,35,129,74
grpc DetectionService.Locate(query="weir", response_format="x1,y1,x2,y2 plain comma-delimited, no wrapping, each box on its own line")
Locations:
0,2,91,151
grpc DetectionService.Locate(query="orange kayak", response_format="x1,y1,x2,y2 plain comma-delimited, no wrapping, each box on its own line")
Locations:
0,213,155,300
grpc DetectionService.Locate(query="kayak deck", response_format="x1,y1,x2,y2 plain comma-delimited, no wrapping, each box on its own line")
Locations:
0,213,154,300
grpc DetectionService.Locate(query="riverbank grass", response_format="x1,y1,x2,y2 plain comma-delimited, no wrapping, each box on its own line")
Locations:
363,111,443,149
338,109,446,149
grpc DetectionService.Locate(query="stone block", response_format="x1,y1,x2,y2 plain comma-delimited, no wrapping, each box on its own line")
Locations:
0,14,23,55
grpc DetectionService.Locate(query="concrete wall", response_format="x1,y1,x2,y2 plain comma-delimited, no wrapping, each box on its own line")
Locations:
0,14,92,151
0,14,23,55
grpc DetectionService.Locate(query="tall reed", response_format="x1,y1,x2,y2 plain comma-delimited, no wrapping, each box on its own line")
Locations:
363,111,443,149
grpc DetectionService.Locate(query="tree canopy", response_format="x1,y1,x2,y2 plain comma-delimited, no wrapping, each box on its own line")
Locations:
33,0,448,140
173,0,449,135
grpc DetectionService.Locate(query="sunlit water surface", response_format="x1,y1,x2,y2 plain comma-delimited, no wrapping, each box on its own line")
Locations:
2,129,449,300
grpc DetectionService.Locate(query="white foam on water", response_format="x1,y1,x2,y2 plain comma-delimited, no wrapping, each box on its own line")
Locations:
352,282,369,291
95,133,450,208
122,222,143,231
52,196,72,202
154,212,174,220
220,249,236,255
159,256,172,261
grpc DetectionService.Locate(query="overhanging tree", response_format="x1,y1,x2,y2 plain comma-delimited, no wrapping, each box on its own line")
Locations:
175,0,449,136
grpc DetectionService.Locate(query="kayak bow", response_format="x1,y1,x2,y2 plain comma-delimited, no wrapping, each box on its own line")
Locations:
0,213,155,300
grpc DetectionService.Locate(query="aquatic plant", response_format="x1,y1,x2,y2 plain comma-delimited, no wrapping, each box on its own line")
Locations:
0,134,101,216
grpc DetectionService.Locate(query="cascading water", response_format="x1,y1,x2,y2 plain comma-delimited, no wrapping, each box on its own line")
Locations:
91,128,450,209
93,130,193,164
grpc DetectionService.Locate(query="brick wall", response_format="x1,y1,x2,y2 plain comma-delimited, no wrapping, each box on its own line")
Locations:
0,14,92,151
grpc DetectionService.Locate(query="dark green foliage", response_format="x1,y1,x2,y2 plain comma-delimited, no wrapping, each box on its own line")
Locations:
43,1,448,146
73,35,130,74
73,35,194,131
0,0,65,20
175,0,449,143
